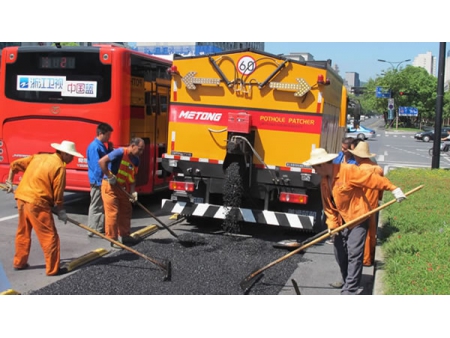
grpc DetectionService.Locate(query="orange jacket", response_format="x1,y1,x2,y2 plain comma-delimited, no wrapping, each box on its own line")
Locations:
321,163,397,230
358,159,384,208
12,153,66,209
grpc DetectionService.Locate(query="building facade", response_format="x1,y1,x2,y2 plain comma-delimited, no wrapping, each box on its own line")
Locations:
133,42,264,56
282,52,315,62
412,51,436,77
345,72,360,92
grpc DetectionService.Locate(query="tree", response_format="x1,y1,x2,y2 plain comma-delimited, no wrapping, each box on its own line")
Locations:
358,66,438,126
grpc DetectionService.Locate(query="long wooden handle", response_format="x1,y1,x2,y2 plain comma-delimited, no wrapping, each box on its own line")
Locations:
241,185,424,289
65,215,169,273
120,188,180,239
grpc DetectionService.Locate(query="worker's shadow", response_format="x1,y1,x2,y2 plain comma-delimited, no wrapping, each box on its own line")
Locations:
88,252,163,272
96,252,139,265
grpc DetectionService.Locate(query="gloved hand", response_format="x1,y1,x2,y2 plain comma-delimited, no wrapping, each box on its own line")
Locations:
129,191,138,203
392,187,407,203
328,228,336,238
5,180,14,193
107,174,117,185
57,209,68,224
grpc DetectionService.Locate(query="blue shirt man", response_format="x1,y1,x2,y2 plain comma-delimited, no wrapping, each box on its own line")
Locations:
333,137,357,165
86,123,113,236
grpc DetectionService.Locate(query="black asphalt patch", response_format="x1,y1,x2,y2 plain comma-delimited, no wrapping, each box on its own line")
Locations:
30,232,307,295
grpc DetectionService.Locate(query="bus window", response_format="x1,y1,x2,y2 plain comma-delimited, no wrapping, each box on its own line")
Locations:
4,50,112,104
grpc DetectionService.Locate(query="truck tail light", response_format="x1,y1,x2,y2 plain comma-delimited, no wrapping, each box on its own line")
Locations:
169,181,195,192
279,192,308,204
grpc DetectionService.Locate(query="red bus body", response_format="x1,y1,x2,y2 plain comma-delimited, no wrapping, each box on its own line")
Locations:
0,45,172,193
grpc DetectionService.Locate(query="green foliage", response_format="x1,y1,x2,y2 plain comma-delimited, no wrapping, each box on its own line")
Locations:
381,168,450,294
359,66,441,123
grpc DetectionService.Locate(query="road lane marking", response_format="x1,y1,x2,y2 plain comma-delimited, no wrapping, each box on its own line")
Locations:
0,214,18,222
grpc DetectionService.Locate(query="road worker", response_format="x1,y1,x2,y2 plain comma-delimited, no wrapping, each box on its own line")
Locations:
86,122,114,237
4,140,83,276
303,148,406,295
99,137,145,247
327,137,357,248
348,141,384,267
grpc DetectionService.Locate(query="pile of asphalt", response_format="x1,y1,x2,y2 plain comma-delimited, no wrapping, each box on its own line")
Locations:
30,233,307,295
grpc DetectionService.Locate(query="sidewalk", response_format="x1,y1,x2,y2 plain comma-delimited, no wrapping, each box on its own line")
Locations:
278,239,377,295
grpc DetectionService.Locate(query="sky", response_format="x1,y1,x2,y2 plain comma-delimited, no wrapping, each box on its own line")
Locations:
2,1,448,86
264,42,447,82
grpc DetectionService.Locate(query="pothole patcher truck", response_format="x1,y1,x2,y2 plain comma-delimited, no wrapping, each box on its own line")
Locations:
161,49,348,234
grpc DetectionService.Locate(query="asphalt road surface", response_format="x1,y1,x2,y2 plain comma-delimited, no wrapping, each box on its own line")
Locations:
1,117,428,296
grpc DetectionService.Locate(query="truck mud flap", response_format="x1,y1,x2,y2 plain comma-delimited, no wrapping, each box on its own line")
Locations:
161,199,314,230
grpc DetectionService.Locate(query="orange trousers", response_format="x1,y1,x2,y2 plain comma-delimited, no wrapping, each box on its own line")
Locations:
363,213,377,266
101,180,132,240
14,199,60,276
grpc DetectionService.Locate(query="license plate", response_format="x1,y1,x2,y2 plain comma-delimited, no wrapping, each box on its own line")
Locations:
193,197,204,203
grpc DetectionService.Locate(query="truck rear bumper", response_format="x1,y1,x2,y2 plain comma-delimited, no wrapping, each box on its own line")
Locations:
161,199,315,230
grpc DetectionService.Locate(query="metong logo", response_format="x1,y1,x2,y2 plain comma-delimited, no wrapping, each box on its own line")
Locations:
179,110,222,122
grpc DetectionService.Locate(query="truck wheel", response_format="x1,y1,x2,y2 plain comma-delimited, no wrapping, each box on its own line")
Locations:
223,162,244,233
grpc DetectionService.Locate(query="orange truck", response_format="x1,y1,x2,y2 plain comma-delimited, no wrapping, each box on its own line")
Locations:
161,49,347,233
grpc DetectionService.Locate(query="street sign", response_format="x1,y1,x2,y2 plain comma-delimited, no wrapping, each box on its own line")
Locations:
376,86,391,98
388,98,394,110
388,109,394,120
398,106,418,117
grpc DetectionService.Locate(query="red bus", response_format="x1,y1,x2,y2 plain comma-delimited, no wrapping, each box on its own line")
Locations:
0,44,172,193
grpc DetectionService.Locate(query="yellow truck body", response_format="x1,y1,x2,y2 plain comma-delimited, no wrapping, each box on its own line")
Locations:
161,49,347,232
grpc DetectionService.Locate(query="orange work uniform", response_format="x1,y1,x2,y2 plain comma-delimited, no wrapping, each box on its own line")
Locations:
321,163,397,230
102,148,138,240
358,159,384,266
11,153,66,276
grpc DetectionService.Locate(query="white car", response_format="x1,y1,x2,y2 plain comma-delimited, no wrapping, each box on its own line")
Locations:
345,124,376,140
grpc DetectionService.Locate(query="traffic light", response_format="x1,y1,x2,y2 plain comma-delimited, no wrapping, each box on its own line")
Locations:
399,91,407,96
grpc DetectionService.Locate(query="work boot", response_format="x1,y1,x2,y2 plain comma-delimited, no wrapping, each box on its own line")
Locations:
56,267,68,276
110,242,122,249
120,235,140,245
88,230,105,238
48,267,68,276
14,263,30,271
329,281,344,289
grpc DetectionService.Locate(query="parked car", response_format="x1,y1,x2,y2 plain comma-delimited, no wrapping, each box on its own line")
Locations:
414,128,450,142
345,124,376,140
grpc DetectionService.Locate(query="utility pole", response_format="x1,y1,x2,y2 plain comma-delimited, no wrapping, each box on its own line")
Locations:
432,42,446,169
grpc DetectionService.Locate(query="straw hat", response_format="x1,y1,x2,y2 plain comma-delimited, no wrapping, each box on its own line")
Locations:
51,140,83,158
303,148,338,166
348,141,376,158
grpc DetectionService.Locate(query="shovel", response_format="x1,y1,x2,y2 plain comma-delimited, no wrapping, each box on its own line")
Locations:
239,185,424,294
121,189,205,247
62,214,172,281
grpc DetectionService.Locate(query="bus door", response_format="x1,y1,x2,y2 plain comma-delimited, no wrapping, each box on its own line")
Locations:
153,79,171,188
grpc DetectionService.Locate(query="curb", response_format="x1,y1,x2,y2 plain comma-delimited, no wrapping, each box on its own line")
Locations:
373,236,385,295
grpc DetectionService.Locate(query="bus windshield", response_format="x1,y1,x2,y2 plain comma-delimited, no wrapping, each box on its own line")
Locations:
4,49,111,104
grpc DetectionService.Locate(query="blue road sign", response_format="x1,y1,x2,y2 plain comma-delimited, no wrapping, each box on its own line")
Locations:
399,106,418,117
376,86,391,98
